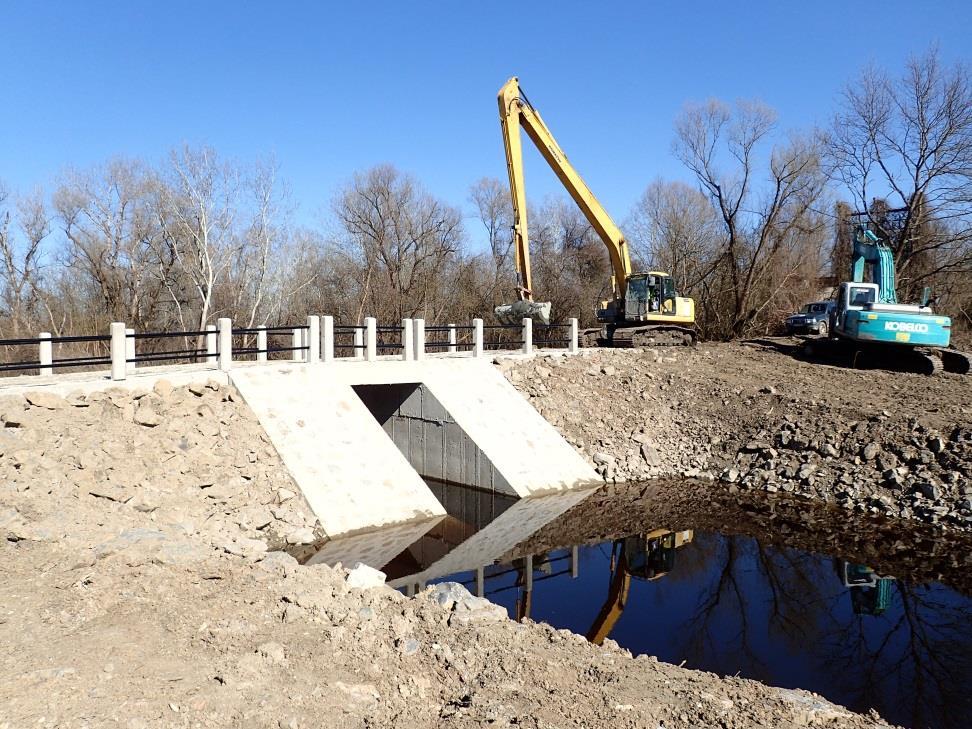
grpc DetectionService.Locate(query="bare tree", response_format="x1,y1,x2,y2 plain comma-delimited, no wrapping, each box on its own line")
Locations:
674,99,829,337
0,184,50,337
157,145,242,332
827,48,972,303
334,165,465,322
54,159,169,329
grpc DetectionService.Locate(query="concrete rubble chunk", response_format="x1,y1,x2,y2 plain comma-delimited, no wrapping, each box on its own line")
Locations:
593,452,614,466
25,391,66,410
285,527,315,545
133,401,162,427
345,562,387,589
425,581,507,624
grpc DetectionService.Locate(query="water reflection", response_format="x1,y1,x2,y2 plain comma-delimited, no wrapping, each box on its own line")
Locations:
298,480,972,729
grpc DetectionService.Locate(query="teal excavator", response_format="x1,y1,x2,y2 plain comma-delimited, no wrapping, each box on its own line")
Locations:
806,223,970,375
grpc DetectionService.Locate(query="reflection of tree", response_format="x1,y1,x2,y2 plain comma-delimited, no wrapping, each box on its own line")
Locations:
823,581,972,729
675,532,972,728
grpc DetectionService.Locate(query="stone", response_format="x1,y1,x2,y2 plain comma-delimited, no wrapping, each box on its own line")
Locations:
257,641,286,663
928,436,945,454
1,406,24,427
914,482,940,500
600,365,616,377
24,391,66,410
133,402,161,427
188,383,207,397
640,443,661,468
345,563,387,589
593,452,615,466
153,380,174,399
285,527,315,545
257,551,299,575
862,442,881,461
277,488,296,503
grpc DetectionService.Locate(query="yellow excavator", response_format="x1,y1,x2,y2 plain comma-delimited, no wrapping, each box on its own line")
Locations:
496,77,697,347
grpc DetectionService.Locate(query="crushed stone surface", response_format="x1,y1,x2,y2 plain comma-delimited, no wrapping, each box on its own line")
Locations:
503,341,972,531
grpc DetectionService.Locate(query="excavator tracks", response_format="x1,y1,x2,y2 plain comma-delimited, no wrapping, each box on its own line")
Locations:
941,348,972,374
580,325,696,349
801,338,970,376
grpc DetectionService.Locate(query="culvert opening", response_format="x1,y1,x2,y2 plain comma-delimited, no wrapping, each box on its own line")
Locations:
351,383,513,495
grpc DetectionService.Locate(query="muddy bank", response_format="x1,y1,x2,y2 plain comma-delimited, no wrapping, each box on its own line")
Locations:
0,379,894,728
510,478,972,597
503,342,972,531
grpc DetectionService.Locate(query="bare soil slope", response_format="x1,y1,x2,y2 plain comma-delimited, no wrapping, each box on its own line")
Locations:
505,341,972,530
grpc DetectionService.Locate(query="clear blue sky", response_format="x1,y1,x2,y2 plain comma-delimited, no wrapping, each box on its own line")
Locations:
2,1,970,238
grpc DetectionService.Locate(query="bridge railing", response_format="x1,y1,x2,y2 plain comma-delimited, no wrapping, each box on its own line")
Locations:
0,315,579,383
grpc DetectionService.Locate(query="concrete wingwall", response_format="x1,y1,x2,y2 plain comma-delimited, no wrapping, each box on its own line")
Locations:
229,358,600,538
353,383,515,495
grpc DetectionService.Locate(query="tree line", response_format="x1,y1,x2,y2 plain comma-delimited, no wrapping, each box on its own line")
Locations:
1,49,969,346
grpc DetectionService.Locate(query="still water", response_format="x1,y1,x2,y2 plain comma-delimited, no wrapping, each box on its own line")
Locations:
297,480,972,729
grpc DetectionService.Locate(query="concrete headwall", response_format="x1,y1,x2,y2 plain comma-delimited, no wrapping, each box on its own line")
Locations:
353,383,514,495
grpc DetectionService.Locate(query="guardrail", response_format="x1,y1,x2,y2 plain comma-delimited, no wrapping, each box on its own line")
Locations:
0,315,580,383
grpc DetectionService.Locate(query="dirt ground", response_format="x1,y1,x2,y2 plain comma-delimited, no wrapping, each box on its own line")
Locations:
5,339,966,728
504,339,972,530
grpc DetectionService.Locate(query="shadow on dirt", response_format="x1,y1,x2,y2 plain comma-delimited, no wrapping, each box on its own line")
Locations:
739,336,807,357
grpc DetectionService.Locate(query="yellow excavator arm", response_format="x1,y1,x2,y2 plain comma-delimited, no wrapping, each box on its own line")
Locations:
498,77,633,302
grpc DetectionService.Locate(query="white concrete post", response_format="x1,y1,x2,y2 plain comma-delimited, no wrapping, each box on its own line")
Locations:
256,326,268,363
291,328,303,363
413,318,425,360
448,324,457,354
125,327,136,374
522,317,533,355
473,318,484,358
110,322,126,381
322,316,334,363
569,318,579,354
38,333,52,376
401,318,414,361
218,317,232,372
365,317,377,361
306,316,320,364
353,326,364,361
206,324,218,367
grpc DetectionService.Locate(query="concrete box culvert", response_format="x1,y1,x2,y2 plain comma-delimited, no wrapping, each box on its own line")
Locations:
352,383,515,496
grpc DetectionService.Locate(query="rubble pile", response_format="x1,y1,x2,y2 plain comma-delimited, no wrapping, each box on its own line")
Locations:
505,342,972,531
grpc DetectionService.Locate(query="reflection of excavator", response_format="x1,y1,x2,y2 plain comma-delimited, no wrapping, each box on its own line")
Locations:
587,529,694,645
495,77,696,347
837,561,896,616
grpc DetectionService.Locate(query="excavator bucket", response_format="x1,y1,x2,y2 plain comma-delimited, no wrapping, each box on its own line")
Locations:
494,300,552,326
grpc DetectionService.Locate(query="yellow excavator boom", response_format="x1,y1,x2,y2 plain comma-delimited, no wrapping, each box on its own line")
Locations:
498,76,633,302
